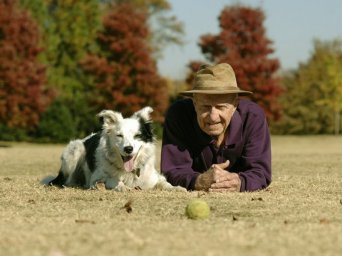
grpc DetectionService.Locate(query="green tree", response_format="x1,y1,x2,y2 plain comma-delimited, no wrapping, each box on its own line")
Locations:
21,0,102,139
274,39,342,134
317,41,342,135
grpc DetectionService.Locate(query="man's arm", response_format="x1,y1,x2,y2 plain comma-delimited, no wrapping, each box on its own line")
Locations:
236,107,272,192
160,101,201,190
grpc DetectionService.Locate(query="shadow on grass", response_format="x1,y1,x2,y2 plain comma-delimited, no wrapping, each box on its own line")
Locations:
0,143,11,148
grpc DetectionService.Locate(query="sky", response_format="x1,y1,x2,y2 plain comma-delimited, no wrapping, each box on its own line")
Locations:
157,0,342,79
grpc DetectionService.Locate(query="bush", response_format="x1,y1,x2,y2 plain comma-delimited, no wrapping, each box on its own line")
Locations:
0,124,29,141
35,99,77,142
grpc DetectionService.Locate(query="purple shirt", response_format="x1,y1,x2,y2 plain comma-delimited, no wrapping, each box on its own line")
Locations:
161,98,271,192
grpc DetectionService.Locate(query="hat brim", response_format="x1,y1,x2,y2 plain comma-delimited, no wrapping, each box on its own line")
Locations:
179,89,253,97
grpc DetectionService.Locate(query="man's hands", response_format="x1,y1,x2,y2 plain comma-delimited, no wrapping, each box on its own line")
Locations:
194,161,241,192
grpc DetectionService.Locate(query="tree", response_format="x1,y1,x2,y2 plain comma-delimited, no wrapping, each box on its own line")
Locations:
81,3,168,122
0,0,53,129
108,0,184,59
274,39,342,134
187,5,282,121
20,0,102,139
317,40,342,135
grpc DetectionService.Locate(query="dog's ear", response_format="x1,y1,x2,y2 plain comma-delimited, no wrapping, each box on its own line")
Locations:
132,106,153,122
97,110,123,127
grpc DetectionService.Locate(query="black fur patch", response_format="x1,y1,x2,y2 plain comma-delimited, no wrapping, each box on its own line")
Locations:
49,169,66,187
138,118,154,142
83,132,101,173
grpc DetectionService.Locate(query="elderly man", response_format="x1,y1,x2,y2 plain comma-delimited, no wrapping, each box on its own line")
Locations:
161,63,271,192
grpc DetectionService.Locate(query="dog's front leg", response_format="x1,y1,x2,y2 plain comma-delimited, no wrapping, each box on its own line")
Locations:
88,171,106,189
155,175,187,192
104,177,120,190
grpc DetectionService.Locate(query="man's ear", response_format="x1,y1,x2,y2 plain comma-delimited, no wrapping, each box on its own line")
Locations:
192,94,199,106
132,106,153,122
97,110,123,127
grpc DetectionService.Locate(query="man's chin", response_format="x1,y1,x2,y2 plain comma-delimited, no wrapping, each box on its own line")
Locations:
205,129,224,136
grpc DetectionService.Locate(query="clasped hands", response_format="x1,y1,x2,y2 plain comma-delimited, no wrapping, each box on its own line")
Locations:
194,160,241,192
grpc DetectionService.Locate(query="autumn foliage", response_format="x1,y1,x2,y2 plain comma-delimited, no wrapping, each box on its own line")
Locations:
82,3,168,122
188,5,282,121
0,0,53,128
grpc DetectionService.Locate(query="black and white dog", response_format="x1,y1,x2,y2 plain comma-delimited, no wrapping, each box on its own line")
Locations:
48,107,185,191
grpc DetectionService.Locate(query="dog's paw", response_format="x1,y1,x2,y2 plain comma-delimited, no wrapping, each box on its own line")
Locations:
114,181,132,192
89,185,98,190
173,186,187,192
154,181,187,192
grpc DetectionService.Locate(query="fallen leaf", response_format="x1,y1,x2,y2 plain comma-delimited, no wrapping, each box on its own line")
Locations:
319,218,330,224
121,199,133,213
251,197,263,201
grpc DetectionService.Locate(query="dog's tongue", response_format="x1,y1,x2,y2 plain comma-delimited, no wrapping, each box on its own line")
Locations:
123,157,134,172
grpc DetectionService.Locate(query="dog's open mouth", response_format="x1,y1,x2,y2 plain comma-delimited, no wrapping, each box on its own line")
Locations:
122,155,135,172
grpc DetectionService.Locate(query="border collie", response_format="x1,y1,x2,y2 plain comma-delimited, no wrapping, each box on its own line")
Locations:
48,107,185,191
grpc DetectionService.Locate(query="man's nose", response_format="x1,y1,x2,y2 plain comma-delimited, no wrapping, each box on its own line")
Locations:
208,107,219,120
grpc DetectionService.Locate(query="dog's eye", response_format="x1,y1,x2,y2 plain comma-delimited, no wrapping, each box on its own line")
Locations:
134,134,142,139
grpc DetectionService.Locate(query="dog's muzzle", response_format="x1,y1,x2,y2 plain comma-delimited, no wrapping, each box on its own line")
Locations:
121,145,142,173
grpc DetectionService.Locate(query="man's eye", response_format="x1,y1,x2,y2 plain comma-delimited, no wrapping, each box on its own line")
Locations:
199,106,210,111
217,106,228,111
116,134,123,138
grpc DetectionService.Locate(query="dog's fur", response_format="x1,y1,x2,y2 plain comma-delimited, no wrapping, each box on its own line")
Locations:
48,107,185,191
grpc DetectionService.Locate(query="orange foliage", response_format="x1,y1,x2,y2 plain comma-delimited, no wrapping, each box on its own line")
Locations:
81,3,168,122
0,0,53,128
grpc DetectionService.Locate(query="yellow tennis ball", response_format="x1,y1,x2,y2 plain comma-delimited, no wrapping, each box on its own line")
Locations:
185,199,210,220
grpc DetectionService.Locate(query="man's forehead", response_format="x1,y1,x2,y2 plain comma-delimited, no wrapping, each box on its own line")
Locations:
193,94,237,104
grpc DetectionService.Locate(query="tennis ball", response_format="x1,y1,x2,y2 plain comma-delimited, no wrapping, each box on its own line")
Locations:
185,199,210,220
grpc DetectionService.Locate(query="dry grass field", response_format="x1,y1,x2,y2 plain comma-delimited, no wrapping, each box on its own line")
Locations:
0,136,342,256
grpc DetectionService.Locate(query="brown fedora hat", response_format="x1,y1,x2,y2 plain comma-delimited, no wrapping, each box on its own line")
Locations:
180,63,252,96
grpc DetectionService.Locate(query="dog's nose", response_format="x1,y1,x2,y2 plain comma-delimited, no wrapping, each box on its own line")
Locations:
124,146,133,154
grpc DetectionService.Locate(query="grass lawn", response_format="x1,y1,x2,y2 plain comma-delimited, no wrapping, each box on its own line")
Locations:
0,136,341,256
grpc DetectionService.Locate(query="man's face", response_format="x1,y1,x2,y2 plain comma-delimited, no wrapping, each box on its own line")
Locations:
193,94,237,139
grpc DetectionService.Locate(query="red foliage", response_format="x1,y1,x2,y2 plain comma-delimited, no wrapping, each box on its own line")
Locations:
188,5,282,121
81,3,168,122
0,0,53,128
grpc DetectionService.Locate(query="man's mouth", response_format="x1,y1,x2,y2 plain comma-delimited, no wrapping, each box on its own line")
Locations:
207,122,221,128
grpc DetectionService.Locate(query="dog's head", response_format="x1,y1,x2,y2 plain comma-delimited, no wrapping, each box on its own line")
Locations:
98,107,154,160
